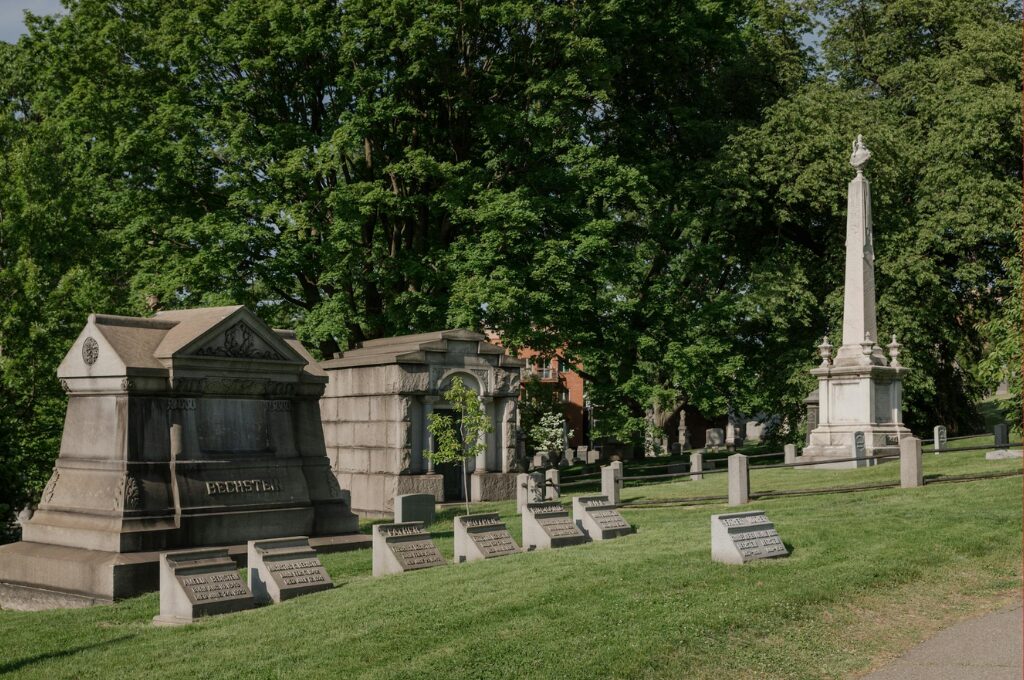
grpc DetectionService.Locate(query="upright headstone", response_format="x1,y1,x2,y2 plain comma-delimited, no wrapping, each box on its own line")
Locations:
852,431,866,460
900,437,922,488
994,423,1010,448
528,471,545,504
784,444,797,465
711,511,788,565
454,513,520,563
522,502,588,550
247,537,332,605
572,496,631,541
153,549,253,626
601,461,623,505
394,493,436,525
371,522,446,576
932,426,947,453
727,454,749,506
576,445,589,463
586,449,600,465
516,473,530,514
545,468,560,500
690,451,704,481
706,428,725,448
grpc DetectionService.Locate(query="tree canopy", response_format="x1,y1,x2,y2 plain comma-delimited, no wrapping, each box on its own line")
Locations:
0,0,1019,525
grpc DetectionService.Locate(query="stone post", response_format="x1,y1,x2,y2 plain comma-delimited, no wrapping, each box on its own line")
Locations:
545,468,560,501
528,471,545,504
783,444,797,465
727,454,749,506
900,436,922,488
601,463,622,505
689,451,704,481
515,473,529,514
933,425,946,453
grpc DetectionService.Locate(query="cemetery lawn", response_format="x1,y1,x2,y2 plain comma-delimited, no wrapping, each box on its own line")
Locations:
0,452,1020,679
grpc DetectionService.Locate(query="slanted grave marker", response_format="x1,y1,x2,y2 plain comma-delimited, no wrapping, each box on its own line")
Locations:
710,510,788,565
454,513,520,563
153,548,254,626
522,502,588,551
372,522,446,576
572,495,632,541
247,536,332,604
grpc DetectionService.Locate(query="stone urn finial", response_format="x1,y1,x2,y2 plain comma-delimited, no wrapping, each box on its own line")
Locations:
861,331,875,356
887,334,902,367
818,335,833,367
850,134,871,174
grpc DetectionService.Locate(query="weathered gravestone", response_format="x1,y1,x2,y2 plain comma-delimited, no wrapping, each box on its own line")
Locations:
572,496,632,541
454,513,520,563
521,502,588,551
601,461,623,505
586,449,600,464
994,423,1010,448
0,306,360,609
852,431,866,460
247,537,332,605
372,522,446,576
153,548,254,626
710,511,788,565
784,444,797,465
706,428,725,448
932,426,947,453
394,493,436,525
545,468,560,500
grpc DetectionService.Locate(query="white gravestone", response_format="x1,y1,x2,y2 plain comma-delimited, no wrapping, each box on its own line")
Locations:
545,468,560,500
899,437,922,488
153,548,254,626
521,502,588,551
572,496,632,541
454,513,520,563
932,426,947,453
601,461,623,505
706,428,725,448
690,451,704,481
727,454,749,506
784,444,797,465
711,511,789,565
247,536,332,605
372,522,446,576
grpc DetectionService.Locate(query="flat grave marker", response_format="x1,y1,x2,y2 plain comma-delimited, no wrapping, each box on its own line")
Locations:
153,548,254,626
247,536,332,604
454,513,520,563
711,510,788,565
372,522,446,576
522,502,588,551
572,495,632,541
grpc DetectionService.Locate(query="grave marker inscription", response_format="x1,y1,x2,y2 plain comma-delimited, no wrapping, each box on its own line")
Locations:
572,496,632,541
153,548,254,626
372,522,446,576
710,510,788,565
454,513,520,563
247,536,332,604
522,502,588,551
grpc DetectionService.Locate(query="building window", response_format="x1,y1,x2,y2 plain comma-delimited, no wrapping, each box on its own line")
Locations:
557,357,567,374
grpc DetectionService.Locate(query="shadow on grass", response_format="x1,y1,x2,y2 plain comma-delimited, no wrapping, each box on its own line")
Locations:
0,634,137,674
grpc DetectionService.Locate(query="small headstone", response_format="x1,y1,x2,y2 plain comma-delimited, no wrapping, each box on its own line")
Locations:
576,445,588,462
994,423,1010,448
690,451,704,481
783,444,797,465
932,426,947,453
601,461,623,505
521,502,588,551
394,493,436,525
528,471,545,504
572,496,631,541
153,548,253,626
852,431,866,459
710,511,788,565
454,513,520,563
899,437,922,488
247,536,332,605
706,428,725,448
516,472,529,514
372,522,446,576
531,454,545,469
586,449,600,464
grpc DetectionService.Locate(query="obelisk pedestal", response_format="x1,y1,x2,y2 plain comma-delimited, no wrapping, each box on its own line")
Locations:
799,137,911,468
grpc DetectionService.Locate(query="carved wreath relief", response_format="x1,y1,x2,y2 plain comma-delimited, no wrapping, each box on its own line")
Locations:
82,337,99,365
195,321,284,361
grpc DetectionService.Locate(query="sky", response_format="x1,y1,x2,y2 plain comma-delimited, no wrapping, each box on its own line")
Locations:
0,0,65,43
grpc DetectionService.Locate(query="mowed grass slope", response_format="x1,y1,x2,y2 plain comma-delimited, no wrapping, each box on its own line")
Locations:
0,452,1020,680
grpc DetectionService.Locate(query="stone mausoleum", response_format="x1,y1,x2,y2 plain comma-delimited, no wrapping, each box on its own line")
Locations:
320,330,524,517
0,306,359,608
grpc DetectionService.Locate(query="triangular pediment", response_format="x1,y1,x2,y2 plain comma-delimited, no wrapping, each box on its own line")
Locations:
156,307,305,364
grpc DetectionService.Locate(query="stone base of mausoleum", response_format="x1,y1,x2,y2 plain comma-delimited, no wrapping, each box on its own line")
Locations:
799,424,911,469
0,532,371,611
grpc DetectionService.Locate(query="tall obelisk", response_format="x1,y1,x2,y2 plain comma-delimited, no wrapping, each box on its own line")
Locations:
800,136,910,468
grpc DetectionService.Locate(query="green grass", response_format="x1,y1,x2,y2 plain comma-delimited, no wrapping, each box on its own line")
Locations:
0,452,1020,679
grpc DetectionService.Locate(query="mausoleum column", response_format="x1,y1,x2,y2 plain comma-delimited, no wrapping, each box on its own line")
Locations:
422,397,437,474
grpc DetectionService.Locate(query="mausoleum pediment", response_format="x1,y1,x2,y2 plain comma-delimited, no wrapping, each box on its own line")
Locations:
154,306,305,366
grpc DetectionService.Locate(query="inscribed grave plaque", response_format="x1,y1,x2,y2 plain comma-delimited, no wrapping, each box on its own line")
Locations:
372,522,446,576
247,536,332,604
454,513,520,563
572,495,632,541
522,502,588,551
710,510,789,565
153,548,254,626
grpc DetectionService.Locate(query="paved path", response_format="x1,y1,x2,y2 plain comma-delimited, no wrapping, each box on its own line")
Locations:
863,598,1022,679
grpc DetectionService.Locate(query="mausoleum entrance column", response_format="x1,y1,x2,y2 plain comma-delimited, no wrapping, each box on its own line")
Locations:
422,397,437,474
477,396,494,473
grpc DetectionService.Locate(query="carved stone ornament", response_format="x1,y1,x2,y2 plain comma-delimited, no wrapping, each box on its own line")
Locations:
82,337,100,365
850,134,871,174
194,321,284,361
122,474,143,510
42,470,60,503
59,379,72,393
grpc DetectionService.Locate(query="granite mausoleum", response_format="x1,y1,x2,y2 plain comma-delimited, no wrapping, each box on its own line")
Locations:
320,330,524,517
0,306,359,609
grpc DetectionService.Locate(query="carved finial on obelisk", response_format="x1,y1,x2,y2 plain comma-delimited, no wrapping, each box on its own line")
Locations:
850,134,871,174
